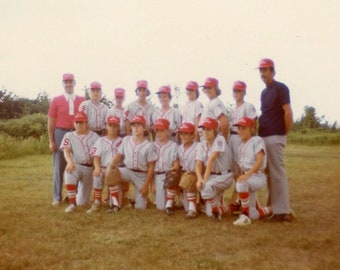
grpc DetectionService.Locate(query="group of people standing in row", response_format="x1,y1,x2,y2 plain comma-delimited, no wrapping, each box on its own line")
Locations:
48,58,295,225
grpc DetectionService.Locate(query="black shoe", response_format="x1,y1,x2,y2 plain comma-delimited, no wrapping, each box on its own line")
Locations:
211,211,221,221
264,213,294,222
165,207,174,216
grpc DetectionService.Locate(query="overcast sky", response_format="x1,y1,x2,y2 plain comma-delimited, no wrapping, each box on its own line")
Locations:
1,0,339,124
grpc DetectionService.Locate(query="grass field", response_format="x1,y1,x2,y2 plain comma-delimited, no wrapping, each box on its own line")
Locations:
0,145,339,270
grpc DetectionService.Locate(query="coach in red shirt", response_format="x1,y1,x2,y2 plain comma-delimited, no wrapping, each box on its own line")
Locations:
48,73,85,205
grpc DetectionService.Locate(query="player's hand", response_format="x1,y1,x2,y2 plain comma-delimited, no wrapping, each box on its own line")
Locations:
49,141,57,152
237,172,250,182
140,184,149,198
66,162,76,173
93,167,101,177
196,177,204,191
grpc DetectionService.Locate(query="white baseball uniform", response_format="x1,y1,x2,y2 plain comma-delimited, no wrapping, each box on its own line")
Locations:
180,100,203,124
126,101,156,130
106,107,127,137
151,107,182,141
236,136,267,219
118,136,158,209
196,134,233,216
79,100,108,133
61,131,99,205
199,97,228,126
153,140,178,210
229,102,257,174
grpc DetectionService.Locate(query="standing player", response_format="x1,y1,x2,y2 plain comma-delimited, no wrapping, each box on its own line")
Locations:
257,58,294,222
126,80,156,137
87,116,123,213
110,115,158,209
177,122,199,218
48,73,85,206
107,88,128,137
152,85,182,142
79,81,108,136
196,117,233,221
61,112,99,212
199,77,229,140
180,81,203,142
228,80,257,207
152,119,179,211
232,117,272,226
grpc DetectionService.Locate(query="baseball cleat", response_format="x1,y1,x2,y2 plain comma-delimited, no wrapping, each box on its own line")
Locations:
264,213,295,222
165,207,174,216
86,203,100,213
65,203,77,213
185,210,197,219
211,211,221,221
233,214,251,226
107,205,120,214
52,200,61,206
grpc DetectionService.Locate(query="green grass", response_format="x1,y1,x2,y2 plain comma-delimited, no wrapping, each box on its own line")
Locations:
0,145,339,269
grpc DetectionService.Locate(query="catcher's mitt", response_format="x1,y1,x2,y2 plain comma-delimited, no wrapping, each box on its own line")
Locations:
179,172,197,192
104,166,122,186
164,169,181,188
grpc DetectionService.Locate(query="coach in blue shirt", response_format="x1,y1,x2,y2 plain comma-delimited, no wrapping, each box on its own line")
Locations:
258,58,295,222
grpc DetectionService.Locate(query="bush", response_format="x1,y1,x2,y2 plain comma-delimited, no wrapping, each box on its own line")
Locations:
288,129,340,145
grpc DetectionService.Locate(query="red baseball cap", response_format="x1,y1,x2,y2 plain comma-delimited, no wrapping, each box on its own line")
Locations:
114,88,125,97
74,111,88,122
135,80,150,96
185,81,199,91
233,117,255,127
202,77,219,88
130,115,146,126
154,118,170,130
199,117,219,129
258,58,275,69
156,85,171,95
233,80,247,91
107,115,120,125
179,122,195,133
62,73,75,81
90,81,102,90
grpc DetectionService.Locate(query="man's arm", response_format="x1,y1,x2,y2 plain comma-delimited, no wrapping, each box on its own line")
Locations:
48,117,56,152
218,114,229,140
282,103,293,134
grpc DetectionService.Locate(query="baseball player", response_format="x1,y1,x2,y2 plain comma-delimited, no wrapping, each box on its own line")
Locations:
79,81,108,136
180,81,203,142
109,115,158,209
126,80,156,137
61,112,99,213
106,88,128,137
228,80,257,207
152,85,182,143
177,122,199,218
199,77,230,140
87,115,123,213
152,118,179,211
196,117,233,221
48,73,85,206
232,117,272,226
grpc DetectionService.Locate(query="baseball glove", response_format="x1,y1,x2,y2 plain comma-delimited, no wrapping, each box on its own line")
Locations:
104,166,122,186
164,169,181,188
179,172,197,192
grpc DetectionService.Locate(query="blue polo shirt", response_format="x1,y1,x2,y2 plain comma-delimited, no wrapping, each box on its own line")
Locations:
259,80,290,137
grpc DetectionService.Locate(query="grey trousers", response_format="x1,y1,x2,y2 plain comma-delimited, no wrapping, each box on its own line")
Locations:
262,135,290,214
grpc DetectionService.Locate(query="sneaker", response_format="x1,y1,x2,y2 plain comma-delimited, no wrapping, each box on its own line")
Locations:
87,203,100,213
211,211,221,221
233,214,251,226
185,210,197,219
165,207,174,216
52,200,61,206
107,205,120,214
65,204,76,213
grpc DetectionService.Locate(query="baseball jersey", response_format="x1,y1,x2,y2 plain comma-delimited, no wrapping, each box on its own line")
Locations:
180,100,203,124
90,136,123,167
60,131,99,164
195,134,232,172
230,102,257,133
126,101,156,130
107,107,127,136
118,136,158,171
237,136,267,171
151,107,182,134
79,100,108,131
153,141,178,172
48,94,85,129
178,142,198,172
199,97,228,125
